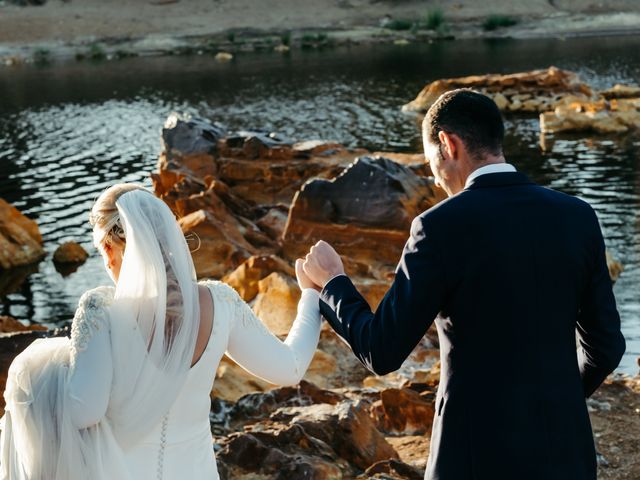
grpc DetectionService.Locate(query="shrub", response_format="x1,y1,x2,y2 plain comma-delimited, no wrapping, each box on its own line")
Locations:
385,19,414,31
483,15,518,31
424,8,444,30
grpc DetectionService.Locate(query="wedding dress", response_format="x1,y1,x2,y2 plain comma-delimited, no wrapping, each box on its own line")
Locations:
0,188,321,480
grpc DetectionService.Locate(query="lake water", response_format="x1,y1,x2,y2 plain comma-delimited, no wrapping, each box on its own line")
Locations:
0,35,638,373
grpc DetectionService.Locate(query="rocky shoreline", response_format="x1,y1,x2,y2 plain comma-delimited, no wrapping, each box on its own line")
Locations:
1,1,640,66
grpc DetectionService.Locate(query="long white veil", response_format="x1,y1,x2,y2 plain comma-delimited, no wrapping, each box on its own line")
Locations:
0,187,200,478
106,188,200,446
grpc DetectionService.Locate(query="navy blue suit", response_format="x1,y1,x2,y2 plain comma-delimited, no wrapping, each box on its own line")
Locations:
320,172,625,480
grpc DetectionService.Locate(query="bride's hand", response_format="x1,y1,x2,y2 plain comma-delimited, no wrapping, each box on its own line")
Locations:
295,258,321,292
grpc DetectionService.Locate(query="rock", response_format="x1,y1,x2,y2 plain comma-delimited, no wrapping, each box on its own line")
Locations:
539,96,640,134
402,67,593,114
369,388,435,435
540,100,640,133
283,156,445,266
600,84,640,100
226,381,346,429
304,349,338,389
274,44,290,53
222,255,295,302
606,251,624,283
255,206,289,241
493,92,509,110
0,316,47,333
271,400,399,470
52,241,88,264
384,436,429,471
0,263,38,297
211,356,276,402
217,422,352,479
161,113,226,161
0,198,45,270
179,209,257,278
215,52,234,62
252,272,300,336
360,459,424,480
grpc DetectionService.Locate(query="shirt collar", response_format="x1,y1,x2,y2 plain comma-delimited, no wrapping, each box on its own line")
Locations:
464,163,517,189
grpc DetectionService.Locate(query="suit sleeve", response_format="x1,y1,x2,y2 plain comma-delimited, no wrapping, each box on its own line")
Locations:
576,208,625,397
320,215,446,375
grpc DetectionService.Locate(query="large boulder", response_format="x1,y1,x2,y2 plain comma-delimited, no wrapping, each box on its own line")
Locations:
270,400,399,470
283,156,446,266
402,67,593,114
0,198,45,270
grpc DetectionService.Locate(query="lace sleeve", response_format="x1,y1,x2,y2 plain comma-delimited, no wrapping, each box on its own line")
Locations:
68,286,115,429
212,281,321,386
69,286,115,366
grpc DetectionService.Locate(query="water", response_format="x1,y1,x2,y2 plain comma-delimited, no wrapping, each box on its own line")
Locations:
0,36,638,373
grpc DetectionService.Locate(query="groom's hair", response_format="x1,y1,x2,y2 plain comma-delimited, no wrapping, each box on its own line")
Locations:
422,89,504,161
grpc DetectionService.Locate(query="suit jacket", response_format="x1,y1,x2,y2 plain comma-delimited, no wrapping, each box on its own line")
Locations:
320,172,625,480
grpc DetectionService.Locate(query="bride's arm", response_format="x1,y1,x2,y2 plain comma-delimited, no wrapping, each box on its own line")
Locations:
67,288,114,429
225,285,321,386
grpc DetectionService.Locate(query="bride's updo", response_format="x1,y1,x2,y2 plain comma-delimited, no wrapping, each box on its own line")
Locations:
89,183,147,252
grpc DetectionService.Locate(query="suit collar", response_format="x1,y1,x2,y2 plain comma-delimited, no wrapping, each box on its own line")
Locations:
464,171,534,190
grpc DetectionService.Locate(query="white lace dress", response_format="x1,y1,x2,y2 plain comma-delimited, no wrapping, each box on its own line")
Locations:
1,280,321,480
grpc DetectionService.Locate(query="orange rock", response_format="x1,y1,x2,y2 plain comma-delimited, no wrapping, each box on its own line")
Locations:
271,400,400,470
0,316,47,333
222,254,294,302
179,209,256,279
370,387,435,435
53,241,89,264
251,272,300,336
0,198,45,270
403,66,592,114
211,356,275,402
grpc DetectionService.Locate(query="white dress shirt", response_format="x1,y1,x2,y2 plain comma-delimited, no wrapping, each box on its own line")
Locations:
465,163,516,189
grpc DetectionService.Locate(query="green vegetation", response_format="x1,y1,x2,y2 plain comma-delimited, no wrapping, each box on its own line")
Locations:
226,32,236,43
280,31,291,47
88,43,106,60
75,43,106,62
300,32,330,49
33,48,50,65
424,8,445,31
114,50,138,60
483,15,518,31
385,19,413,31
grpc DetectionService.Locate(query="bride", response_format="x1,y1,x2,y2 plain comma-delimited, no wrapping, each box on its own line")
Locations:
0,183,322,480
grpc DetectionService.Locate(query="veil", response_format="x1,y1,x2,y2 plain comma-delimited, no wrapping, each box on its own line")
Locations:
0,187,200,478
106,188,200,446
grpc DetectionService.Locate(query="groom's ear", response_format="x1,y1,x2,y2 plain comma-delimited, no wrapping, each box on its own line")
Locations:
438,130,458,161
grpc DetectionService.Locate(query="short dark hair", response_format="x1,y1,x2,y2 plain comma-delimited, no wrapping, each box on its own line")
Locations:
422,89,504,160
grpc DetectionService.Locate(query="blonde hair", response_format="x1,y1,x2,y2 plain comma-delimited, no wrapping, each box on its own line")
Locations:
89,183,147,251
89,183,188,346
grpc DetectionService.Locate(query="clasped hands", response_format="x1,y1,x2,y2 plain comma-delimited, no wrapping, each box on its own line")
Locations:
295,240,345,292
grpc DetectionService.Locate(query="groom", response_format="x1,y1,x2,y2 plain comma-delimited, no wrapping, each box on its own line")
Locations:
302,89,625,479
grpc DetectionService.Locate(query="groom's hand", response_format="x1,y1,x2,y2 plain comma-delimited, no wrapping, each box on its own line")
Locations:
302,240,345,288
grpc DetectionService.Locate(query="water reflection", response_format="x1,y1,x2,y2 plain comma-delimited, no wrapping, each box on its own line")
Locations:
0,36,638,371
